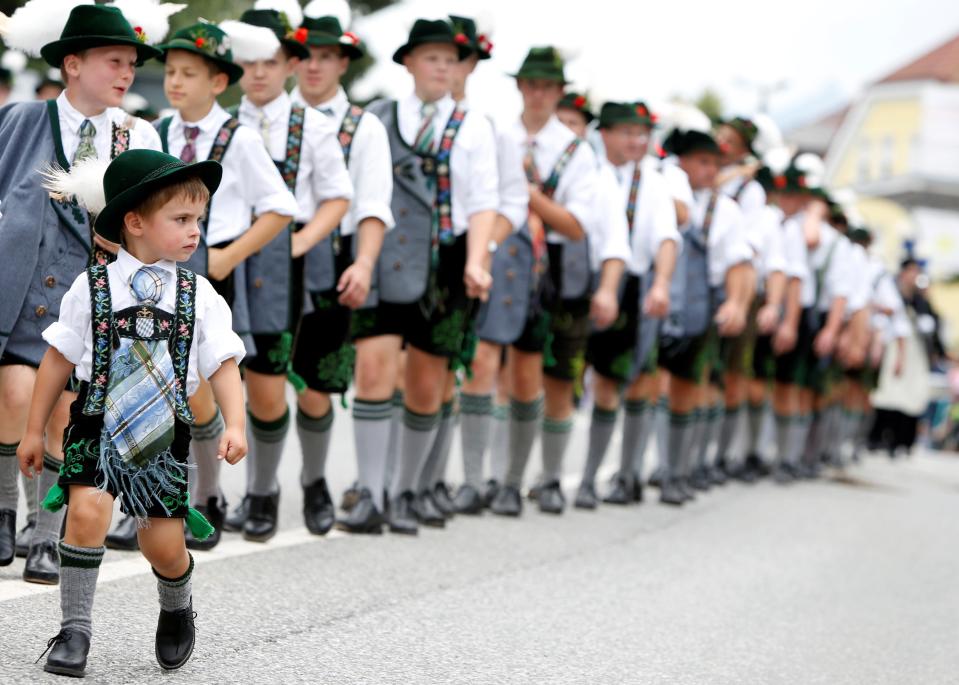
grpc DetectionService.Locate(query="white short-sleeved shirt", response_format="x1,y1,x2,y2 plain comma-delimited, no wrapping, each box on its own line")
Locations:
688,189,752,287
798,220,853,310
501,115,597,243
845,242,873,315
396,93,499,235
239,92,353,225
589,161,631,273
658,156,695,208
290,86,394,236
162,102,298,246
720,170,766,224
42,249,246,396
610,157,681,276
56,91,160,160
780,211,811,282
746,204,787,286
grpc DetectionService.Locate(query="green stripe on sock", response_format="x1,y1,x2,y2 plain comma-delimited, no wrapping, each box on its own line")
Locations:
42,453,62,472
624,399,647,415
59,542,105,569
249,409,290,442
297,407,334,433
154,553,195,586
511,397,543,422
543,416,574,433
352,399,393,421
192,410,224,442
403,408,440,431
0,442,17,457
460,393,493,415
592,406,618,424
669,411,695,426
391,390,405,407
492,403,509,420
440,400,455,419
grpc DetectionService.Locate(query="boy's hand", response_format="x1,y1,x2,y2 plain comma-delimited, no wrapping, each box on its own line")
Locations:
756,303,782,335
464,262,492,301
207,248,234,282
715,300,746,337
643,281,670,319
17,433,45,478
217,426,247,465
291,231,312,259
590,287,619,330
337,260,372,309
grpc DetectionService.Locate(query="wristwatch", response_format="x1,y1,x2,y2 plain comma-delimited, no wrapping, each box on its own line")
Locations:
487,239,498,255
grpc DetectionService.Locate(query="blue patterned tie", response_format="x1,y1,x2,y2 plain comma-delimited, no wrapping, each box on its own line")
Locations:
73,119,97,164
130,266,167,305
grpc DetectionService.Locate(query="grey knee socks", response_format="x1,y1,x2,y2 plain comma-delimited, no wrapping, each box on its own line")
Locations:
58,542,105,638
459,393,493,489
352,398,392,511
297,407,334,487
248,409,289,497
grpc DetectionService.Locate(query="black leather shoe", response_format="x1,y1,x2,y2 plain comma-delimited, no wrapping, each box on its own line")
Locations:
243,490,280,542
735,454,761,483
481,479,500,509
648,466,664,488
0,508,15,566
708,464,728,486
23,539,60,585
222,495,250,533
413,490,446,528
105,514,139,551
574,482,598,510
432,482,456,519
303,478,335,536
538,481,565,514
632,472,644,503
772,465,795,484
335,489,384,534
186,496,226,552
15,516,36,558
340,481,361,513
155,601,196,671
688,467,711,491
659,481,685,506
388,491,418,535
602,473,635,505
490,485,522,517
453,484,484,515
40,630,90,677
676,478,696,502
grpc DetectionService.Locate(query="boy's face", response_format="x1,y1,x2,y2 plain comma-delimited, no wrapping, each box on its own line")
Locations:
556,107,587,137
776,192,806,217
163,50,228,114
295,45,349,102
716,124,748,165
403,44,457,101
679,150,721,190
450,53,478,99
63,45,138,109
518,78,564,120
126,195,206,263
601,122,651,165
240,48,298,106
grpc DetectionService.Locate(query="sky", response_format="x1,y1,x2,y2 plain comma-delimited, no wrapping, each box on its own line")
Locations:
350,0,959,131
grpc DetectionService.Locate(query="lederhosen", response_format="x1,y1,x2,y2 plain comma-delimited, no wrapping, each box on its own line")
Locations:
803,235,842,394
53,265,197,520
512,138,592,382
586,160,644,384
720,179,760,379
659,191,721,384
293,105,364,394
352,100,473,361
0,100,132,370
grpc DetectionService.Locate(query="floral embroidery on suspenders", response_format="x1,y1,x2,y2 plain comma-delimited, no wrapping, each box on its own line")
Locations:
328,104,365,257
625,162,642,230
540,138,582,200
431,106,467,248
281,104,305,192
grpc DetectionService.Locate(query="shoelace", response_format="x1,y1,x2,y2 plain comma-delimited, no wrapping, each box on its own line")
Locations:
36,630,71,664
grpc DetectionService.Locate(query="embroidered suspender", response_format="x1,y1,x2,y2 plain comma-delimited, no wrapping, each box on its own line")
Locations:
625,162,642,230
281,104,306,192
525,138,582,200
731,177,749,203
702,191,719,237
338,104,364,165
425,106,467,247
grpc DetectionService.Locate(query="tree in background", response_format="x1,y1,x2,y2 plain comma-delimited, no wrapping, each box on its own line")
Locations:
694,88,724,123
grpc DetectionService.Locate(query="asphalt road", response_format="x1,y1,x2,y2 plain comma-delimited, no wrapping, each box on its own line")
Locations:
1,402,958,684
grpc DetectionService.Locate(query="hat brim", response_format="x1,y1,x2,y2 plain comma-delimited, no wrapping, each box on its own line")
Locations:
157,42,245,85
510,69,569,85
598,116,655,129
392,37,472,64
95,160,223,244
558,105,595,123
281,38,311,60
41,36,161,69
302,33,364,60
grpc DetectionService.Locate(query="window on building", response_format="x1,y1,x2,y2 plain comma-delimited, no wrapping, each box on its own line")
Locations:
880,135,895,178
857,138,871,183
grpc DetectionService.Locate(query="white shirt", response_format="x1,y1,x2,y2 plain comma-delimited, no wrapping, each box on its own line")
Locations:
162,102,298,246
845,242,873,315
688,189,753,288
745,204,787,286
612,157,680,276
239,92,353,225
56,91,160,160
780,211,811,282
720,170,766,225
501,115,596,244
866,256,910,341
396,93,499,234
291,86,394,235
658,156,695,208
589,161,632,273
798,219,853,310
42,249,246,396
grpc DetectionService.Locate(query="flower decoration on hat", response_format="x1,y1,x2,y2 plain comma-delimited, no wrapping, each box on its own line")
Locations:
134,26,147,43
574,95,587,109
477,34,493,55
293,27,309,43
341,31,360,46
454,32,469,45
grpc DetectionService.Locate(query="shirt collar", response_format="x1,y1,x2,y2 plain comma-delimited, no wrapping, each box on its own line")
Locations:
240,91,291,124
313,86,349,116
403,91,453,116
115,248,178,285
175,101,228,133
57,91,109,134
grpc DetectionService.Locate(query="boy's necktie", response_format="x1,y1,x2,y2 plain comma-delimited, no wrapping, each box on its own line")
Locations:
180,126,200,163
73,119,97,164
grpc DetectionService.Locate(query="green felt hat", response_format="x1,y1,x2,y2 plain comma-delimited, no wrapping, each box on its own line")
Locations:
239,9,310,60
599,101,656,129
511,46,567,84
558,92,594,123
448,15,492,60
40,5,161,69
298,16,364,60
662,129,721,157
721,116,759,155
392,19,472,64
157,23,245,85
848,226,872,244
95,149,222,244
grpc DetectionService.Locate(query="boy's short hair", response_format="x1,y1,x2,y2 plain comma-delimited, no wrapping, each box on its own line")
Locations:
132,175,210,221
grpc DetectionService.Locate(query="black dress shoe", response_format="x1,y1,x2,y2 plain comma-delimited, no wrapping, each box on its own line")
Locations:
15,516,36,558
340,481,361,513
222,495,250,533
23,539,60,585
243,490,280,542
453,484,484,515
602,473,635,505
155,601,196,670
303,478,335,536
413,490,446,528
388,491,418,535
105,514,140,551
0,508,15,566
538,481,565,514
676,478,696,502
659,481,685,506
631,472,644,503
490,485,522,517
335,489,384,534
734,454,760,483
772,465,795,484
708,465,728,486
574,482,598,510
688,467,711,491
648,466,664,488
40,630,90,677
481,479,500,509
432,482,456,519
186,496,226,551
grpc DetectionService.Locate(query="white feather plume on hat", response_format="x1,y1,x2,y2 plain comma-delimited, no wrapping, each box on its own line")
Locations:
762,146,793,176
40,157,110,215
303,0,352,28
750,113,783,158
220,20,281,62
122,91,149,113
658,102,711,135
254,0,303,30
1,50,28,74
794,152,825,188
107,0,186,45
0,0,93,58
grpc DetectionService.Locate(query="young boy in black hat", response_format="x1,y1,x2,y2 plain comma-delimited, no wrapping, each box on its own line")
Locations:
19,148,247,677
0,0,175,583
